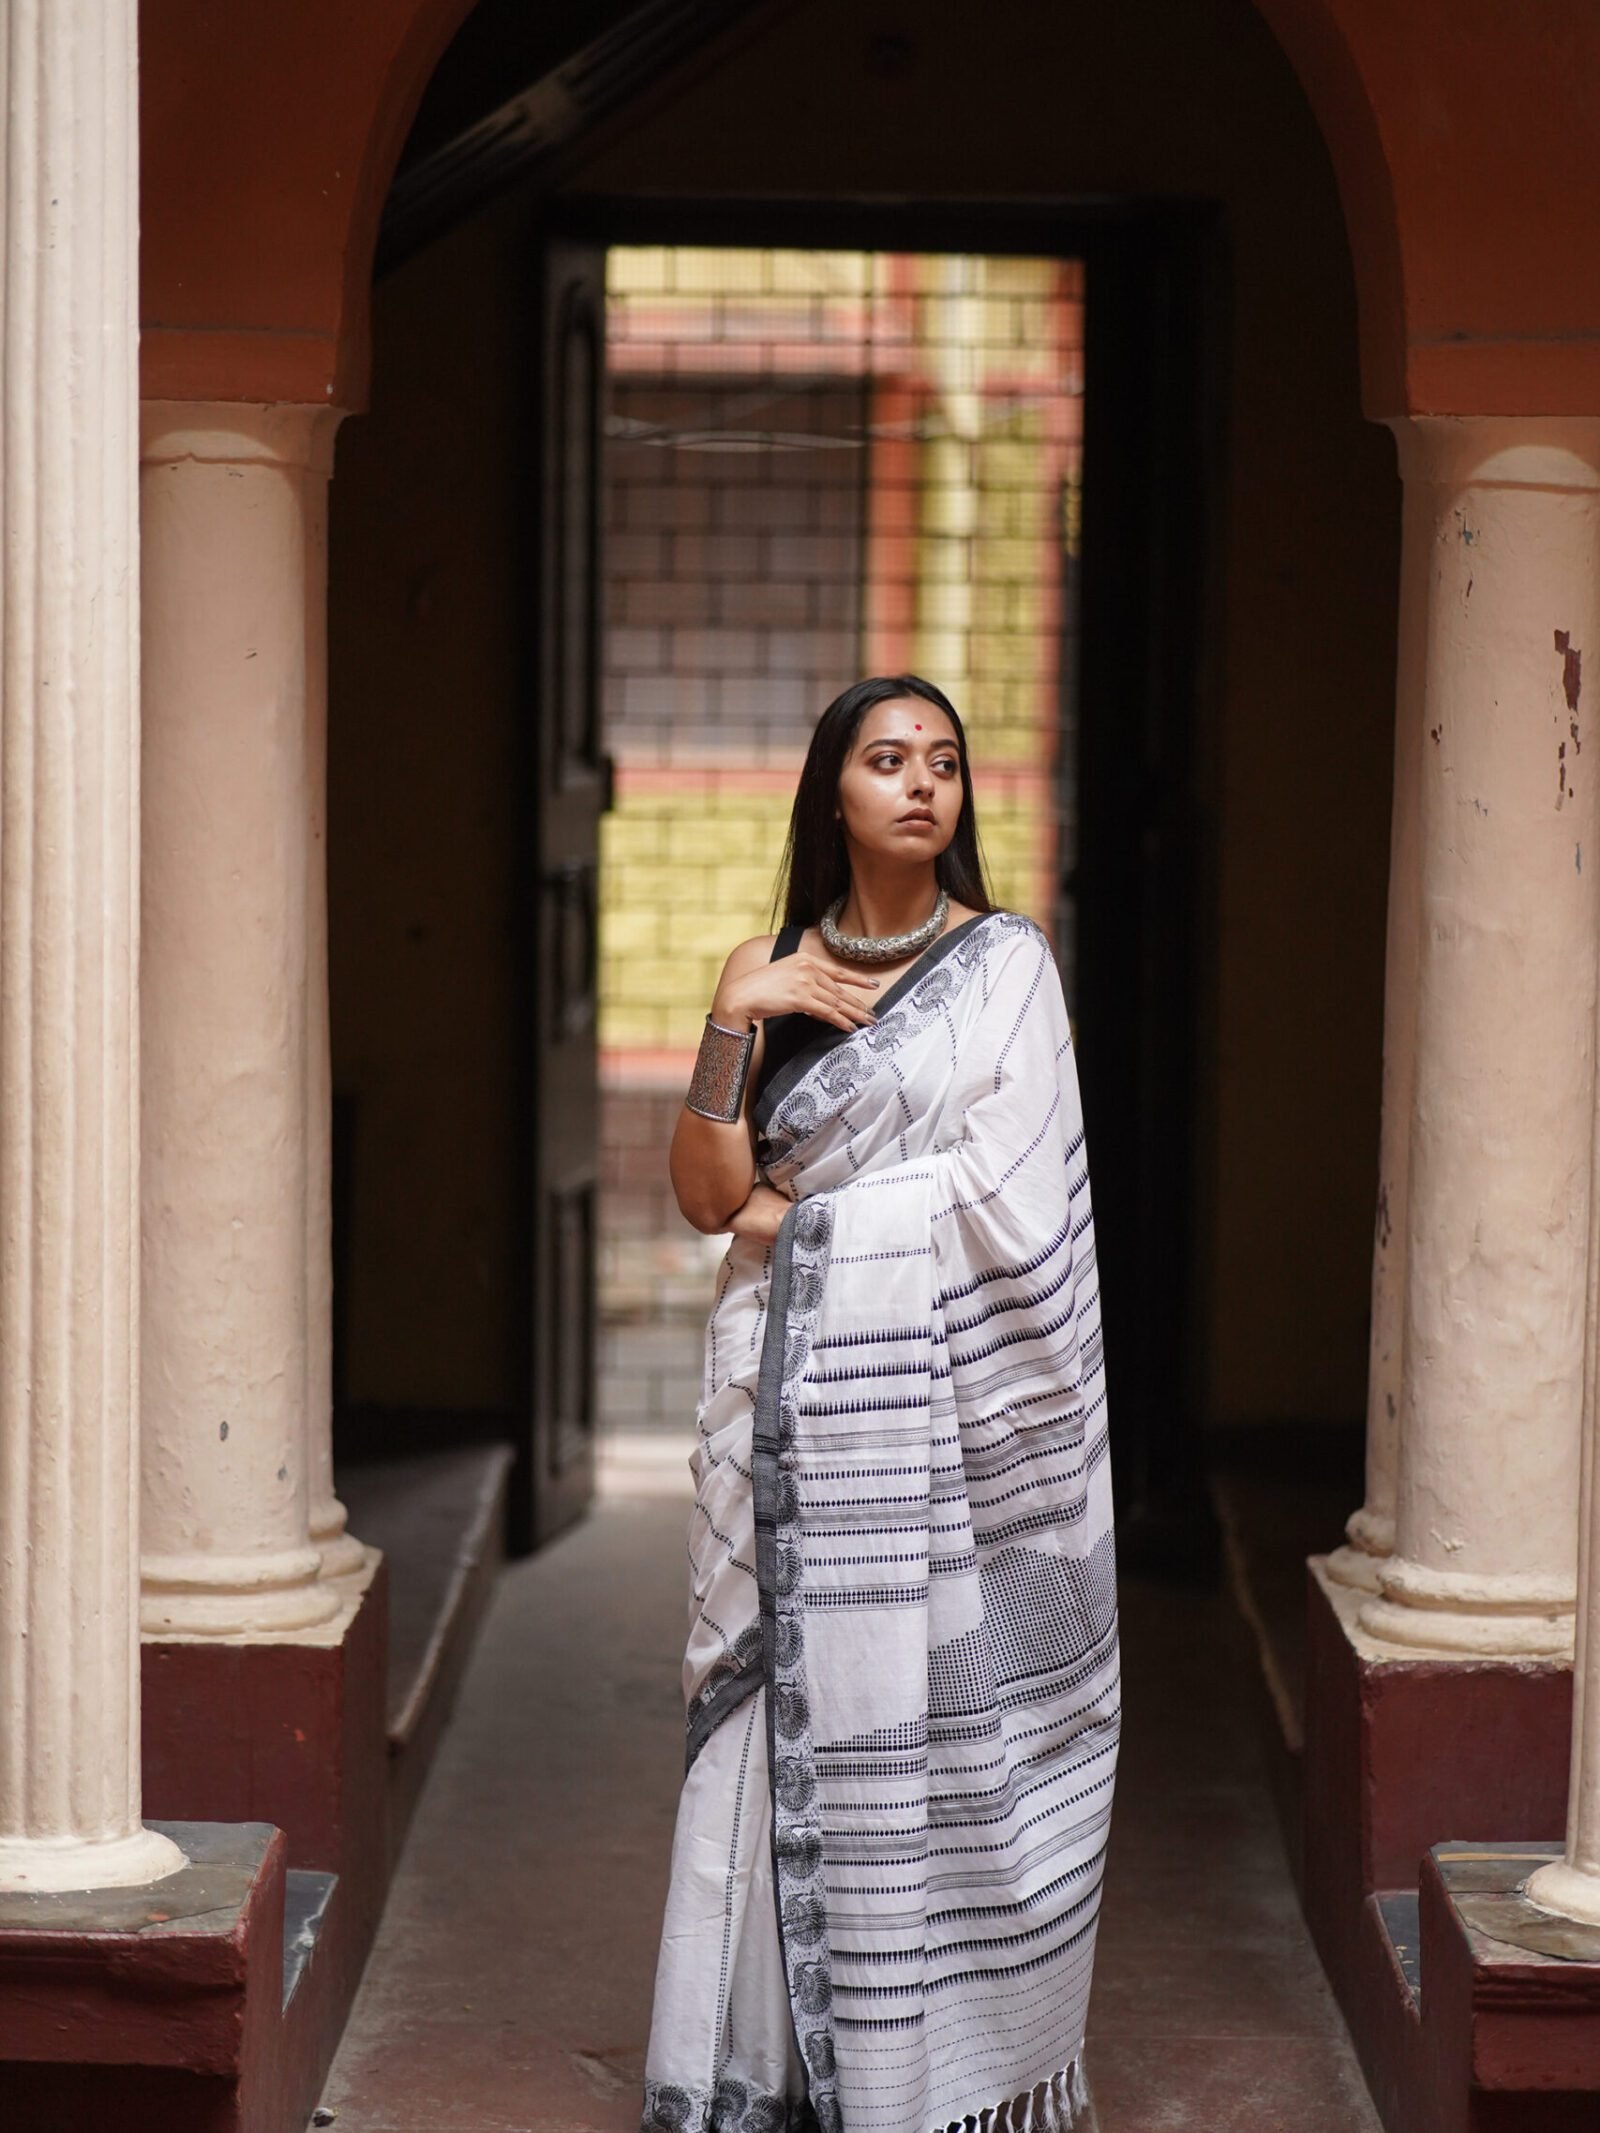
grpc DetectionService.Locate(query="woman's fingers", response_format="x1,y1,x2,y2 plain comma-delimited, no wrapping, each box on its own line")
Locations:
796,953,879,993
744,956,881,1029
807,979,866,1032
816,991,875,1031
837,985,878,1024
809,972,864,1011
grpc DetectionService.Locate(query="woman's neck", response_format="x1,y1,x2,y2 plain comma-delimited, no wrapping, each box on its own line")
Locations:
835,858,943,941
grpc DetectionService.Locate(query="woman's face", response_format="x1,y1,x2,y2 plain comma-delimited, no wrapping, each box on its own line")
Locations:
836,697,964,866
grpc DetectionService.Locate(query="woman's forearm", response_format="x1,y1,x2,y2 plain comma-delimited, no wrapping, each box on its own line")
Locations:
725,1182,791,1245
670,1109,757,1232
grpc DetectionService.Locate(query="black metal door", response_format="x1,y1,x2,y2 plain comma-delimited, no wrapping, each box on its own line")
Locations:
517,236,610,1549
1073,213,1223,1575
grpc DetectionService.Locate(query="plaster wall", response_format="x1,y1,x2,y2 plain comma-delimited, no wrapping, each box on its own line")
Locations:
327,209,524,1414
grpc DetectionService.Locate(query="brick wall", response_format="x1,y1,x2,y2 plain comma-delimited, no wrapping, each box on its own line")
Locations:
607,379,868,766
596,248,1081,1439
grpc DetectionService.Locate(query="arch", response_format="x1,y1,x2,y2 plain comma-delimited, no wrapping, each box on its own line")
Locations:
1248,0,1405,416
1256,0,1600,417
140,0,1600,419
142,0,1413,413
140,0,476,407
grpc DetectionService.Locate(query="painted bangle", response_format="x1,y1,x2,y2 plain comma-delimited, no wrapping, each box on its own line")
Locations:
686,1014,756,1123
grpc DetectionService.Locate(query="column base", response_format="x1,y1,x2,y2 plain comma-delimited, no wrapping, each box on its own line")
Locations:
141,1544,342,1637
0,1820,288,2123
1525,1855,1600,1929
1324,1523,1390,1594
1358,1556,1574,1657
1418,1844,1600,2125
1304,1563,1578,2133
1307,1561,1573,1900
312,1497,368,1582
1308,1844,1600,2133
142,1553,388,1882
0,1823,186,1895
1325,1553,1385,1593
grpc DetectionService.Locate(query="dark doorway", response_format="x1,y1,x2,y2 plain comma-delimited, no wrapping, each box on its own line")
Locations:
578,201,1227,1559
328,196,1224,1563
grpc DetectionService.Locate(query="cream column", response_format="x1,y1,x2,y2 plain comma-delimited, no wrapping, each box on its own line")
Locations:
1360,418,1600,1658
140,406,344,1636
1527,1044,1600,1923
0,0,185,1890
1326,474,1429,1591
305,525,364,1581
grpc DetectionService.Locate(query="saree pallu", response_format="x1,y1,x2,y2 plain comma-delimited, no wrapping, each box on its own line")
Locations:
645,912,1119,2133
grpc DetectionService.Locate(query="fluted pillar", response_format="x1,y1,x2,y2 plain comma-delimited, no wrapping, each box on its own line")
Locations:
0,0,185,1891
1360,418,1600,1658
1326,468,1429,1591
140,405,345,1636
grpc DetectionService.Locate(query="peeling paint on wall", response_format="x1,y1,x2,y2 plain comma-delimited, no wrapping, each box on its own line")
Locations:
1555,628,1582,716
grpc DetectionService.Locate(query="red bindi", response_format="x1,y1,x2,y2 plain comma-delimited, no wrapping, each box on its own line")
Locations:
914,723,922,730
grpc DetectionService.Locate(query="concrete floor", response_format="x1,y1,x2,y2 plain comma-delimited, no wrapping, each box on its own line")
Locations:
322,1452,1381,2133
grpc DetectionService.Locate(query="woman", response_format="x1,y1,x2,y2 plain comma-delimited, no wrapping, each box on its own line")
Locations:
643,676,1119,2133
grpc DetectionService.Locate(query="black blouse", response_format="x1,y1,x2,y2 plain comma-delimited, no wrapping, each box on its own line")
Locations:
752,923,831,1108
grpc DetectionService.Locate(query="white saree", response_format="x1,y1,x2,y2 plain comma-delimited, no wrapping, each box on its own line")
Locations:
644,911,1119,2133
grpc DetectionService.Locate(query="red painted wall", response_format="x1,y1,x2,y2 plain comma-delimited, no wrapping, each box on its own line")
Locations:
1256,0,1600,415
141,0,1600,417
139,0,474,406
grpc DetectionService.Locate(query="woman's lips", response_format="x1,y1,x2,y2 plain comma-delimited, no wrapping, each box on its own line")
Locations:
898,811,937,826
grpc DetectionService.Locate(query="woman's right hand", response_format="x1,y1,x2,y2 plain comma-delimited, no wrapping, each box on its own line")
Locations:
712,944,880,1034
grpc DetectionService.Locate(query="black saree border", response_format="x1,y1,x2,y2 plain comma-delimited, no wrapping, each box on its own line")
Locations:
753,1195,842,2133
684,1648,764,1774
753,911,995,1136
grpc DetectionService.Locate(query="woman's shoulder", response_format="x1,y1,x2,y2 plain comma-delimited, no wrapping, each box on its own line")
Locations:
720,931,781,978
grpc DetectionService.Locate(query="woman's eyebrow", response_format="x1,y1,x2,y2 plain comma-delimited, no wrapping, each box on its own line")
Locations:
864,732,958,751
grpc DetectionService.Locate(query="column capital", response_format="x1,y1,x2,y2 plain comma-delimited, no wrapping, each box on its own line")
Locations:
1388,413,1600,492
140,401,343,476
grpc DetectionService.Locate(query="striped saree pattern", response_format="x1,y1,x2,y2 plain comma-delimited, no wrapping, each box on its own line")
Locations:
644,912,1118,2133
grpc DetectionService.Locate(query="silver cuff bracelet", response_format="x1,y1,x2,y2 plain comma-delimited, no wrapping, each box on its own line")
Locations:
686,1014,756,1123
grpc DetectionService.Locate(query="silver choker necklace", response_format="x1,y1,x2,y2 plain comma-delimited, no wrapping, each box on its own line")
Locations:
821,888,950,965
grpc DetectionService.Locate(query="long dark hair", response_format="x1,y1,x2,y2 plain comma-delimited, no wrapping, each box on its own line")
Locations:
776,675,994,927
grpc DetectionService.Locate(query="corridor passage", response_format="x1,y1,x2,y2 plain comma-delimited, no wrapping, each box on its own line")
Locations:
323,1456,1380,2133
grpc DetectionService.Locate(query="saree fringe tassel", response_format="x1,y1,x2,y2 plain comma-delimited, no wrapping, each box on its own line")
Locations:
939,2057,1093,2133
